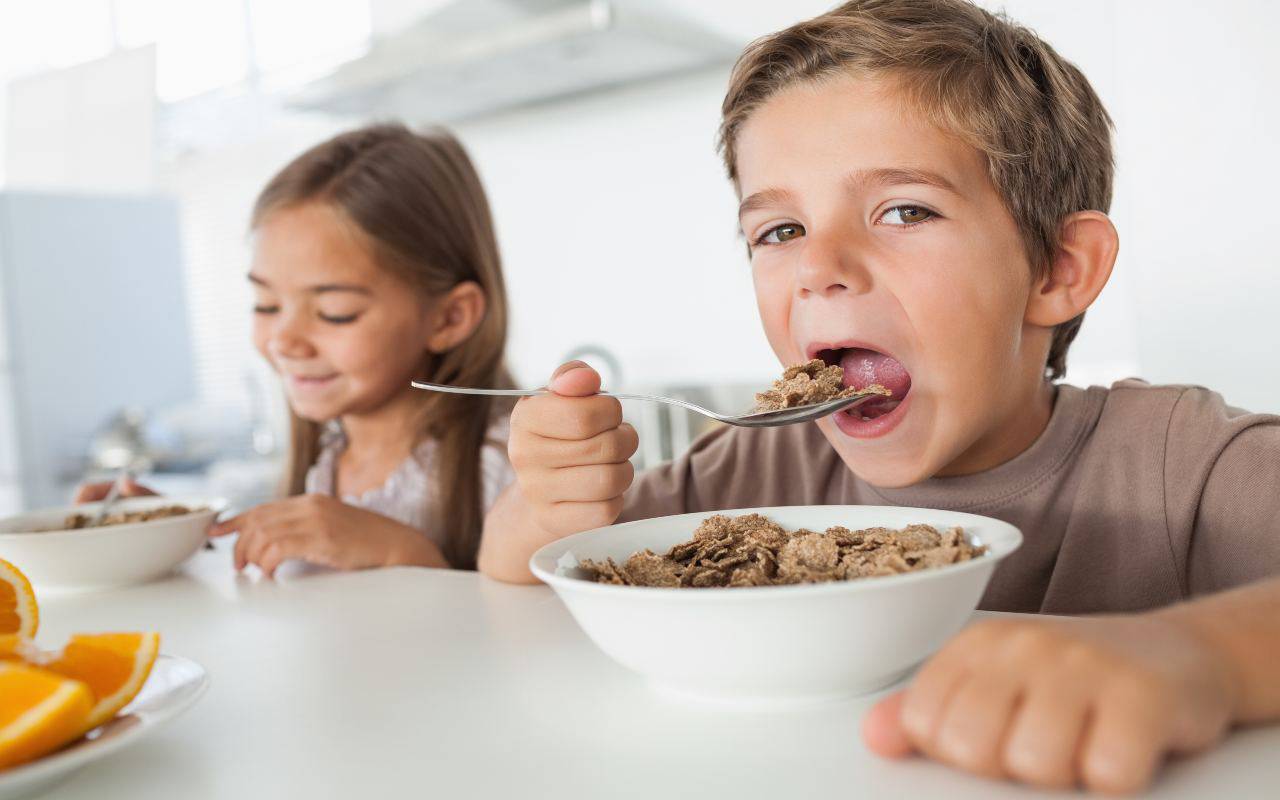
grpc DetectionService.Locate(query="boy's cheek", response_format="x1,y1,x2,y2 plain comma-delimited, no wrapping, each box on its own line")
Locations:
752,269,799,363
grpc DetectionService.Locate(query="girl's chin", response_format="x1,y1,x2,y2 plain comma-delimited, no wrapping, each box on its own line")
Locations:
287,400,344,422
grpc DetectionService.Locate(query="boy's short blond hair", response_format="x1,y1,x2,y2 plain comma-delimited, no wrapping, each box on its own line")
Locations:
719,0,1114,380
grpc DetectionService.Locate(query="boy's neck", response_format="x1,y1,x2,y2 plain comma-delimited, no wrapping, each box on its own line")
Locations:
934,379,1057,478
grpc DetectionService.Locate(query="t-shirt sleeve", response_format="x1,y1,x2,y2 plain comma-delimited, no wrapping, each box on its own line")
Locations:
618,425,737,523
1167,390,1280,595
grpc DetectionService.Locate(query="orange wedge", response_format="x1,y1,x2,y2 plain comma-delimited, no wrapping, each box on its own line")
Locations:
0,662,93,770
0,559,38,638
40,633,160,732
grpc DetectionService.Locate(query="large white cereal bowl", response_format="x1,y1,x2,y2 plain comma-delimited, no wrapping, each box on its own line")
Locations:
531,505,1022,708
0,496,225,593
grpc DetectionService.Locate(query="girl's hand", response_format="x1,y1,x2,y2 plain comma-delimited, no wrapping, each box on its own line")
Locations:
862,614,1238,794
73,477,157,504
209,494,448,576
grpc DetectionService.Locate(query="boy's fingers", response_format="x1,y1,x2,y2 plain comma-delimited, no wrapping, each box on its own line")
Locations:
548,362,601,397
511,425,638,470
862,692,915,758
932,670,1023,778
1002,676,1091,789
513,394,623,441
899,644,975,747
520,462,634,504
1079,688,1168,795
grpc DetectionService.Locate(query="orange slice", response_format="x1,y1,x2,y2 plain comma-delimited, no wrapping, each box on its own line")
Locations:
0,661,93,770
0,635,37,661
41,633,160,731
0,559,38,638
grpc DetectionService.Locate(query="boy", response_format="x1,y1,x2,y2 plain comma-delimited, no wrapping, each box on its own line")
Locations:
479,0,1280,793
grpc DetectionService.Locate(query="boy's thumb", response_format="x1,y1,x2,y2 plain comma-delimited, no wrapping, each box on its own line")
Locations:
548,360,601,397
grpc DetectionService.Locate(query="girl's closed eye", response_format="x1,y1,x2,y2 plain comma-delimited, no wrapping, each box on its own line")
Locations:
318,311,361,324
253,303,280,315
877,204,940,227
316,303,365,324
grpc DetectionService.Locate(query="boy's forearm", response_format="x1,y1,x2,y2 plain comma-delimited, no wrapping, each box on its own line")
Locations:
1155,575,1280,724
477,484,551,584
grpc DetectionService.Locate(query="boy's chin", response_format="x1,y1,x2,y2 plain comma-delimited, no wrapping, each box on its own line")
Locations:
815,419,934,488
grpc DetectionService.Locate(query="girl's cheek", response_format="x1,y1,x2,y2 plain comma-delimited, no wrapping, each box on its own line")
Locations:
251,323,274,365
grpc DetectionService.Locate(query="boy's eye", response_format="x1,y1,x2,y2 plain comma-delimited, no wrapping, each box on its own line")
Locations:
879,205,935,225
755,223,806,246
253,305,279,314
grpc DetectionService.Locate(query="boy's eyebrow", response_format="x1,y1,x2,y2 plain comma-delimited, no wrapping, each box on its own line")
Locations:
737,188,796,220
738,168,960,221
846,167,959,194
247,273,371,295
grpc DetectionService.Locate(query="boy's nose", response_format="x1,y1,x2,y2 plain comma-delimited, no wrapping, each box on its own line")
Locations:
795,233,873,297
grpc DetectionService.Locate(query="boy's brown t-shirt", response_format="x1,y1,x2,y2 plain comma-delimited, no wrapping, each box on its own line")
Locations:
619,380,1280,614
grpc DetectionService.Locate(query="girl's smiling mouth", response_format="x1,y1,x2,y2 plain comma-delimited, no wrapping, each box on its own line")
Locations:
286,372,339,390
808,341,914,438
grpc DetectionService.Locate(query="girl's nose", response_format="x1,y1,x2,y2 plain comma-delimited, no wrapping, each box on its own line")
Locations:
269,310,317,360
794,230,873,298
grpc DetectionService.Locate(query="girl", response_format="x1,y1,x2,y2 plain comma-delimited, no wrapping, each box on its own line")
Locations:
81,123,516,574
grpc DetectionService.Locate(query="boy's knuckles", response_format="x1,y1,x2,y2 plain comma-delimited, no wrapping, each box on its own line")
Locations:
1000,625,1063,663
589,426,638,464
564,400,623,440
594,461,634,496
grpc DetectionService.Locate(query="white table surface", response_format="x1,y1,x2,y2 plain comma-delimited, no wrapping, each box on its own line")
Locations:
27,540,1280,799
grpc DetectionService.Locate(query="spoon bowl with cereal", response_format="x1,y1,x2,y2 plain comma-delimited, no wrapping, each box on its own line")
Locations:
412,360,889,428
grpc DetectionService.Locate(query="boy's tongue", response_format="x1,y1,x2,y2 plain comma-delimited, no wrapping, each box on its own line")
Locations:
841,348,911,400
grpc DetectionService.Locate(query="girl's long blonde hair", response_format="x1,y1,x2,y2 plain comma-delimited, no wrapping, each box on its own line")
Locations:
251,123,514,569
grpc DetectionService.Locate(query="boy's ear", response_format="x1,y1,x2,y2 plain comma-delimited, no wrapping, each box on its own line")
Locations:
1024,211,1119,328
425,281,487,353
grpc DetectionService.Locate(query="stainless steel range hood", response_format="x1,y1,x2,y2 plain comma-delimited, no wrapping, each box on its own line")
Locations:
288,0,741,121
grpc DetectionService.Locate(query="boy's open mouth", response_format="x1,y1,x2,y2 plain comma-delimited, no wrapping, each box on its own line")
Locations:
812,345,913,421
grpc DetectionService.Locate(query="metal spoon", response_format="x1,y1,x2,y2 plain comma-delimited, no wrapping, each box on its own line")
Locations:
409,381,886,428
89,467,134,526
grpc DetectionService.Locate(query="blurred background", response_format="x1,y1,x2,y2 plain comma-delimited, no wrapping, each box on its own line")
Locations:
0,0,1276,514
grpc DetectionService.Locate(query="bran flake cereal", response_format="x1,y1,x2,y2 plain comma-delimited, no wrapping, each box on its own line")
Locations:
753,359,889,412
577,513,987,588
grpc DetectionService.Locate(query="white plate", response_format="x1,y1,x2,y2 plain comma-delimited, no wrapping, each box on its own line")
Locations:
0,496,225,593
531,505,1022,708
0,655,209,799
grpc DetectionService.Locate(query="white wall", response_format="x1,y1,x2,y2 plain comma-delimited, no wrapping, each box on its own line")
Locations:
445,0,1279,409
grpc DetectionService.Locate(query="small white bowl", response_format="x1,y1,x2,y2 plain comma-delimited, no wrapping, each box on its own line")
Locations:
531,505,1022,708
0,496,225,593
